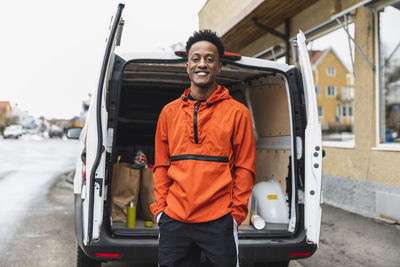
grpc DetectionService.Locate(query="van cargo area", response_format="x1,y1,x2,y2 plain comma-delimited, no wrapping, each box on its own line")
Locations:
105,57,302,239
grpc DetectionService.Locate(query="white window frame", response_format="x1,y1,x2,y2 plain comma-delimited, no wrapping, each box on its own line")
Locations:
348,105,354,118
326,85,337,97
341,86,354,100
346,104,354,118
374,2,400,151
318,106,324,117
339,105,354,118
326,67,336,76
341,105,347,117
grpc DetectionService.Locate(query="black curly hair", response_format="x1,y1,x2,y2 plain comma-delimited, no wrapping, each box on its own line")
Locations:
185,30,225,60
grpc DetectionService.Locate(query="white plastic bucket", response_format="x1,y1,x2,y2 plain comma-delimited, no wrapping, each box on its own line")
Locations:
252,178,289,224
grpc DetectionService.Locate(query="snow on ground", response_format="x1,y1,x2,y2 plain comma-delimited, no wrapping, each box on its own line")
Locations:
0,138,79,251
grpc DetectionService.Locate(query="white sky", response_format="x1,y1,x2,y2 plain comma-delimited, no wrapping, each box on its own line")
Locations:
0,0,206,119
2,2,398,120
307,6,400,72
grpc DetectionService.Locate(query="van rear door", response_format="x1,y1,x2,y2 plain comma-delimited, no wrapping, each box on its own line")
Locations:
82,3,125,245
296,31,322,245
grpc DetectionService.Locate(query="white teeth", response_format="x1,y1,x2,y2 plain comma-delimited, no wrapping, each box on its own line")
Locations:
196,72,208,76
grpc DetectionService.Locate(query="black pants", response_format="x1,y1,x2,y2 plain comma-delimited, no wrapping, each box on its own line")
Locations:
158,213,239,267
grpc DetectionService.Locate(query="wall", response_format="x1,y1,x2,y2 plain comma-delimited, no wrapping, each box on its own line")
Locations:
199,0,400,220
198,0,261,34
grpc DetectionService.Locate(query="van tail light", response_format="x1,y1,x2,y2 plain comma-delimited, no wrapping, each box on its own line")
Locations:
222,52,242,60
94,252,120,258
290,252,312,258
175,50,187,57
82,162,86,185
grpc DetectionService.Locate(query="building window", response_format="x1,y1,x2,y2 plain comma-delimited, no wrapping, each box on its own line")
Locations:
326,67,336,76
377,4,400,144
326,86,336,97
339,105,354,118
342,106,347,117
318,106,324,117
341,86,354,101
348,105,354,117
307,23,355,146
315,85,320,96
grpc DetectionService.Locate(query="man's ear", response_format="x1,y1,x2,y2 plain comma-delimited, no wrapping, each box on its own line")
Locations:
217,62,222,74
186,62,189,74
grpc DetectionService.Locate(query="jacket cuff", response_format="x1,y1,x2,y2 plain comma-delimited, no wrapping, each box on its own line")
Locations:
150,203,165,221
231,210,246,226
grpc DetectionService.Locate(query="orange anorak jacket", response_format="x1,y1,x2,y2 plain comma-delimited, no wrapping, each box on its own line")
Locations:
150,85,256,225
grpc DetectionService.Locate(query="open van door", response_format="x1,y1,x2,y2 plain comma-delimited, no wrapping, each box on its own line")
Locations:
82,3,125,245
296,31,322,245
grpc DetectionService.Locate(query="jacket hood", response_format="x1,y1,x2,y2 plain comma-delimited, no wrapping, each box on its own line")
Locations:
181,84,232,106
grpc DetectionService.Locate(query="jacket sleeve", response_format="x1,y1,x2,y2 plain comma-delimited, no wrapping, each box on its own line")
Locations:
150,108,172,220
231,107,256,225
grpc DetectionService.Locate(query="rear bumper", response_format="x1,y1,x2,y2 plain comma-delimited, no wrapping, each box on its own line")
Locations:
75,194,317,263
79,226,316,263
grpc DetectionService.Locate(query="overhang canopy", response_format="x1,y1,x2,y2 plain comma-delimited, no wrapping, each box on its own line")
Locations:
221,0,319,52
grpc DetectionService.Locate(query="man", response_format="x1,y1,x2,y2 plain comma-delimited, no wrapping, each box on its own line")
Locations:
150,30,256,267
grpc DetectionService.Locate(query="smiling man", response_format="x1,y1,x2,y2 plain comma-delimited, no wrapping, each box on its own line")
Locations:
151,30,256,267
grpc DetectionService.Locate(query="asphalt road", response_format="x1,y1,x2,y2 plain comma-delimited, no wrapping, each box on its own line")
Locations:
297,205,400,267
2,169,399,267
0,138,78,266
1,138,400,266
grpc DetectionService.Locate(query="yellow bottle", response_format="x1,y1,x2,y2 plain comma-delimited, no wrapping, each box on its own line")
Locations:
144,221,153,228
126,201,136,228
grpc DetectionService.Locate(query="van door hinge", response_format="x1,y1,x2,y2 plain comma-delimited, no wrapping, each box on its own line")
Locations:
95,178,103,197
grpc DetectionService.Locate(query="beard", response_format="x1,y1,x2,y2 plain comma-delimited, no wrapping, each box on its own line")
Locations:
193,79,215,90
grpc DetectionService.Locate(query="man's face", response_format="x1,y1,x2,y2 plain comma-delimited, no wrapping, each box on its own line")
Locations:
186,40,222,90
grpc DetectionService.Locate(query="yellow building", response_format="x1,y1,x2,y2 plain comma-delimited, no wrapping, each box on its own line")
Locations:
310,48,354,135
0,101,12,132
199,0,400,222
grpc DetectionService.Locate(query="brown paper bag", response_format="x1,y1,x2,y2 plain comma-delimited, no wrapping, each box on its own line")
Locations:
111,161,141,222
138,167,156,223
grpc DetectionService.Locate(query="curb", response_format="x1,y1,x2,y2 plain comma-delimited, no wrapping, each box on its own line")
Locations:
55,170,75,191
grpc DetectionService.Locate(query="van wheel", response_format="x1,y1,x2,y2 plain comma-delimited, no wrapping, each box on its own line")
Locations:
254,261,290,267
76,244,102,267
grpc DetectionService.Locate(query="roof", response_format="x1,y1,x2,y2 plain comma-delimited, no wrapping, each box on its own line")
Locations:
309,47,351,73
309,50,324,65
219,0,319,52
0,101,12,111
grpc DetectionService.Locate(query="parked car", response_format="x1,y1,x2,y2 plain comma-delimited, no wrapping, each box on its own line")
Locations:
49,125,63,138
68,4,323,267
3,125,23,139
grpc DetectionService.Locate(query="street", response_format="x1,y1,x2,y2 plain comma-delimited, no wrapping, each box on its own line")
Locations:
0,137,78,266
1,138,400,267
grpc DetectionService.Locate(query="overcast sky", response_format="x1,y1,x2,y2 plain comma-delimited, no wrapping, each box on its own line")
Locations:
2,2,398,120
0,0,206,119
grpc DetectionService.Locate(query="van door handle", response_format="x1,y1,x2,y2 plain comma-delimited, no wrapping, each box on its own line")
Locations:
95,178,103,197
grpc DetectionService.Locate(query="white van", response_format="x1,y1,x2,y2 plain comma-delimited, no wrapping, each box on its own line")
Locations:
69,3,323,267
